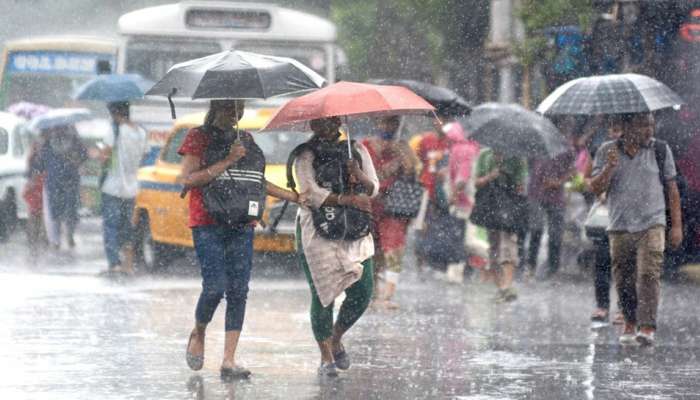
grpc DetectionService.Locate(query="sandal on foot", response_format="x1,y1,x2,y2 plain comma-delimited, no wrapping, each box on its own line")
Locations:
220,365,251,380
186,332,204,371
318,362,338,377
333,346,351,370
612,312,625,325
590,309,609,323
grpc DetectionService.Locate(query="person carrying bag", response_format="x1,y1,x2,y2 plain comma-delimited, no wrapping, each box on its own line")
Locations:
472,148,528,302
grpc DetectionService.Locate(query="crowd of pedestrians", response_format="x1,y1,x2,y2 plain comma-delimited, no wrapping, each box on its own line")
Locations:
4,64,696,379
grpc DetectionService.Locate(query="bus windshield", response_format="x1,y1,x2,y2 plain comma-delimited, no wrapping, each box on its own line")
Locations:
125,39,222,83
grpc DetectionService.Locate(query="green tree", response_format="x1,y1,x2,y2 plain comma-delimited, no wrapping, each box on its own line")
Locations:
331,0,489,99
516,0,593,105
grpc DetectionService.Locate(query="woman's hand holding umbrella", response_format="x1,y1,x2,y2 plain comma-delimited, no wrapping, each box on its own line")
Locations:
224,143,247,165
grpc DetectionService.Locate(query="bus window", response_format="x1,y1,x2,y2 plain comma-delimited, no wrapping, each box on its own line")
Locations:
234,42,328,77
125,40,221,83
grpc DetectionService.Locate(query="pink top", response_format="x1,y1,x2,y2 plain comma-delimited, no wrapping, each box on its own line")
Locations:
445,123,480,211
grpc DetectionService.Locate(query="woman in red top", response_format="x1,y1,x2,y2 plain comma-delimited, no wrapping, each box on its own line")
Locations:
178,99,300,380
363,116,417,308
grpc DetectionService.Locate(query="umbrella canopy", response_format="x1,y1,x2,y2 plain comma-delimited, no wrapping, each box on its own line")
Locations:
7,101,50,120
537,73,684,116
461,103,568,158
146,50,326,100
371,78,471,117
73,74,153,102
263,81,435,131
28,108,92,132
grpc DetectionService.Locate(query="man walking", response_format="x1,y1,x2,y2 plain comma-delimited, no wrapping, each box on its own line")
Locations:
101,101,148,274
590,112,682,346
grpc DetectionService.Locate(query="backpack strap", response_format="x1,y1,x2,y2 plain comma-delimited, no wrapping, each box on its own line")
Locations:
653,138,668,188
286,143,310,193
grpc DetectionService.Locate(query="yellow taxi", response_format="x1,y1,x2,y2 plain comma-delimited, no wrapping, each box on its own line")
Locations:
132,107,310,270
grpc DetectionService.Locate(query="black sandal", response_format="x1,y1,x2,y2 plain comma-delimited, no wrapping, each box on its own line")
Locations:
220,365,251,380
332,343,350,370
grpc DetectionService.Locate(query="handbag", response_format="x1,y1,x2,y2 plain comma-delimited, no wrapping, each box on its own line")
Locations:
470,183,528,233
383,177,425,219
584,200,609,240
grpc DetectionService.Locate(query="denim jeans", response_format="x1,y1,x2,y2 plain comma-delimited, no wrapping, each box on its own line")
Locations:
593,237,612,310
192,224,254,332
527,201,565,275
101,193,135,268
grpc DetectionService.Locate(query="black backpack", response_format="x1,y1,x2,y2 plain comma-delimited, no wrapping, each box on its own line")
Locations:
286,139,371,241
200,125,267,227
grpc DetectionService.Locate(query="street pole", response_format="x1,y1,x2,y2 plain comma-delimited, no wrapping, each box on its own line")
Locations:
487,0,525,103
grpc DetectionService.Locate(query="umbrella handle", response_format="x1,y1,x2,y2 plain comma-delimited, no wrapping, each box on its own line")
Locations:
344,116,352,160
167,88,177,119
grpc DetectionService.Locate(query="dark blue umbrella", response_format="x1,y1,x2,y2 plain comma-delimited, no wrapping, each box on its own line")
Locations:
73,74,153,102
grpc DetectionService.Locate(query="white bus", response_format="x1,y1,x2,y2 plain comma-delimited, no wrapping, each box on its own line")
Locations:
0,36,118,109
117,1,344,130
117,1,343,85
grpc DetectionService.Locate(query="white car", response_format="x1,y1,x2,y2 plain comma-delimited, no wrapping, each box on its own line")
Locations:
0,112,29,239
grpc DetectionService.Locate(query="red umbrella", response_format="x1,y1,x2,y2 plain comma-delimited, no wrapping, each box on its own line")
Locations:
263,81,435,130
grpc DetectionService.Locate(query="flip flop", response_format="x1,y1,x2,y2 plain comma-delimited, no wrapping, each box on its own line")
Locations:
590,309,609,323
220,365,251,380
186,332,204,371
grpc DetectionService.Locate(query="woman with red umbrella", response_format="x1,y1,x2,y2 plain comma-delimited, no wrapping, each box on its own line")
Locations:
294,116,378,377
264,82,432,376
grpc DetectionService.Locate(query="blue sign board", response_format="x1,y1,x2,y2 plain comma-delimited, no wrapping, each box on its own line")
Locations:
7,51,116,75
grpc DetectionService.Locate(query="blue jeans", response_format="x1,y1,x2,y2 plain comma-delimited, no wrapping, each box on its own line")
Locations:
101,193,135,268
192,224,254,332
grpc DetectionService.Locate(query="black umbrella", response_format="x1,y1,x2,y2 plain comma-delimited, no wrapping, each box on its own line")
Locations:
460,103,568,158
146,50,326,118
537,73,684,116
370,78,471,117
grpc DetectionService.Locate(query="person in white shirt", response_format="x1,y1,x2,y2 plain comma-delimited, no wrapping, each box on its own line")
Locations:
100,101,148,274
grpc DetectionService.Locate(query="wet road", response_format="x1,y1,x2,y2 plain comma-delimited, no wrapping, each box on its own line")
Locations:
1,219,699,400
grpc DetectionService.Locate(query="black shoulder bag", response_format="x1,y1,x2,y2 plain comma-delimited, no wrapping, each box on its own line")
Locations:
200,126,267,227
284,139,371,241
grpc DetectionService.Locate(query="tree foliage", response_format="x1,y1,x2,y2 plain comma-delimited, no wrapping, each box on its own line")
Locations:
516,0,594,66
331,0,489,83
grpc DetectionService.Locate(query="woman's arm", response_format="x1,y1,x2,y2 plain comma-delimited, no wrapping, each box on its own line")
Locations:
475,168,500,189
266,182,299,203
295,150,372,212
178,143,246,188
352,142,380,197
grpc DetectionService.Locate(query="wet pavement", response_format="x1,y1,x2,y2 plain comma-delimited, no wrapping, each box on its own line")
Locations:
1,219,700,400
